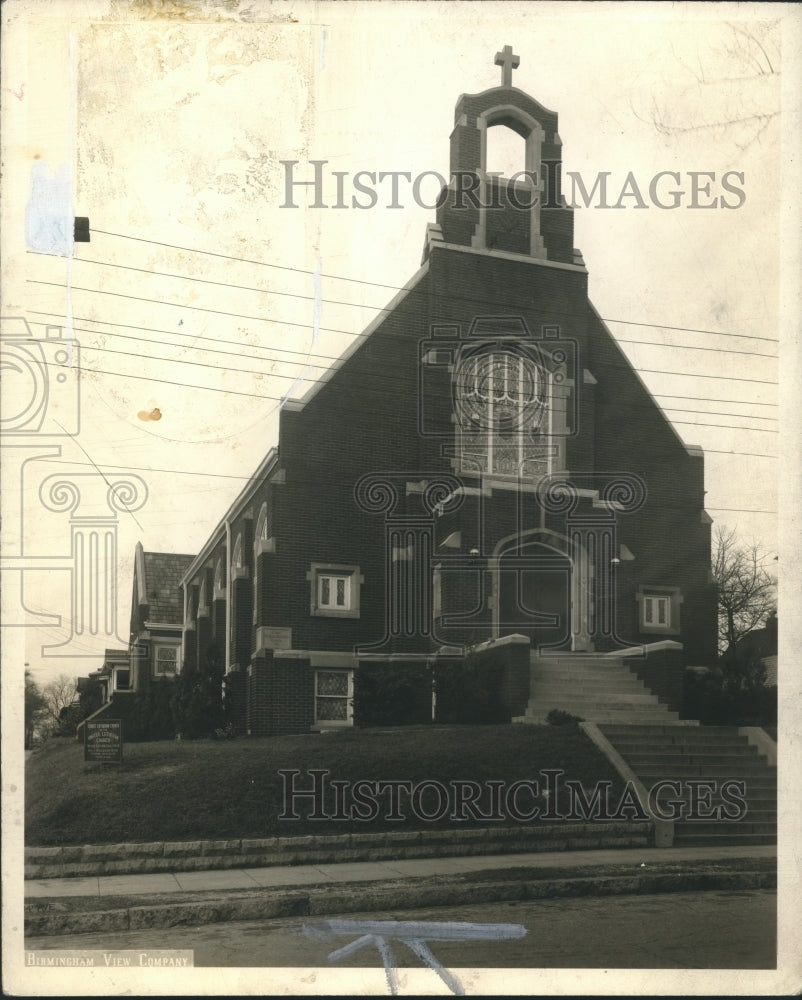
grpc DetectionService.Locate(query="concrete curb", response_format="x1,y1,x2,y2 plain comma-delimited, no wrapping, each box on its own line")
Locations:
24,865,777,938
25,822,652,879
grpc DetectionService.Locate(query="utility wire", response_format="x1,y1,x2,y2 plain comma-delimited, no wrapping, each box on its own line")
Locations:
35,252,778,359
592,360,776,386
27,311,778,411
654,393,775,408
85,228,779,345
33,355,779,458
25,320,779,425
28,315,780,411
27,280,780,387
28,279,358,340
89,228,403,290
33,337,779,433
44,459,780,501
28,312,350,366
670,420,775,434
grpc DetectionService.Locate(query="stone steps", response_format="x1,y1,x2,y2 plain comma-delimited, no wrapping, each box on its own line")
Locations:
624,766,774,780
531,688,657,703
620,752,766,767
672,831,776,847
618,745,762,758
518,707,678,721
598,723,776,849
531,677,649,691
608,740,761,754
529,668,642,681
515,652,685,727
514,712,681,725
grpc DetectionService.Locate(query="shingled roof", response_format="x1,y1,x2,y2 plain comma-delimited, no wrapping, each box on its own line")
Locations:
141,551,195,623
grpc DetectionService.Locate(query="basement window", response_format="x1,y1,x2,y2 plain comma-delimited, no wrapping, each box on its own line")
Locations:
314,669,353,725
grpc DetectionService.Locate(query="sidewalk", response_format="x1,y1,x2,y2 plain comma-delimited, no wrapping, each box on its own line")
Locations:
25,843,776,899
24,844,776,938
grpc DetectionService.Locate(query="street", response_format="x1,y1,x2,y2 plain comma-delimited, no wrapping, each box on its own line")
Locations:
26,888,775,971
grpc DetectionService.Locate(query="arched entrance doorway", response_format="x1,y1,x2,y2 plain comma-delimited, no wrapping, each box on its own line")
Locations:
493,530,591,652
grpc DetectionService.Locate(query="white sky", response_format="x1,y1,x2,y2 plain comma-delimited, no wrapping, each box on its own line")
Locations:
1,1,796,693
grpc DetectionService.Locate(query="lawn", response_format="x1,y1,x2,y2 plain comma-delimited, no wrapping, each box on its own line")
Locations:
26,724,626,846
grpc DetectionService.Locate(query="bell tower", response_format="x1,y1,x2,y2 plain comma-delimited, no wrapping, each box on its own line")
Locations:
431,47,580,266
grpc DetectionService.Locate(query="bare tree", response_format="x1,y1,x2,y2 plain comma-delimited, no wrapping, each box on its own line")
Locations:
712,525,776,655
25,669,48,749
41,673,80,735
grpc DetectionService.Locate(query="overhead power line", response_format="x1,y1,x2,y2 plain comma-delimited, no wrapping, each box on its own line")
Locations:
28,279,358,340
654,393,775,408
85,228,779,345
670,420,775,434
25,318,779,427
33,251,778,359
89,228,403,291
32,354,779,458
29,322,778,434
28,314,780,412
45,458,780,500
27,281,780,387
28,306,782,413
28,311,348,366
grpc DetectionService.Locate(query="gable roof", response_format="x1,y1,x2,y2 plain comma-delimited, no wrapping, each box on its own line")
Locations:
136,547,195,623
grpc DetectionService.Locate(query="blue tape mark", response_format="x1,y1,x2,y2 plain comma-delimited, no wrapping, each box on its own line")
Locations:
25,162,73,256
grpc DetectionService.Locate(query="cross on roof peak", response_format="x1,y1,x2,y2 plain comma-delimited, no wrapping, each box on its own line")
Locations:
494,45,520,88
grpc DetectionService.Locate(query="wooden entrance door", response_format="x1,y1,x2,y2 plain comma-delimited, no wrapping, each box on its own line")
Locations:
498,541,572,650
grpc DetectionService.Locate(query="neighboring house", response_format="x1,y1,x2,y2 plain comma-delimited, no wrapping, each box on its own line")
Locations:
167,52,716,737
77,551,193,734
83,648,130,700
128,544,195,691
723,612,778,685
75,648,132,734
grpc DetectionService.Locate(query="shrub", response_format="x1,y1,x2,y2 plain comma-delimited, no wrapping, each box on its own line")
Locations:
128,678,177,741
434,655,507,725
546,708,584,726
170,669,227,739
353,663,432,727
682,660,777,727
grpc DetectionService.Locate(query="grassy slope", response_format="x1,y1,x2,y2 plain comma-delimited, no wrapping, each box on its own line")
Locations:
26,725,626,846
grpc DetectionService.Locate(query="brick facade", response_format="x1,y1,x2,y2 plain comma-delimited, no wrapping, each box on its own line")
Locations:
132,70,716,738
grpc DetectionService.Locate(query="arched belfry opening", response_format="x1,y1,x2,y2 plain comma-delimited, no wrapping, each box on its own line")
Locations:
485,123,527,181
431,46,579,268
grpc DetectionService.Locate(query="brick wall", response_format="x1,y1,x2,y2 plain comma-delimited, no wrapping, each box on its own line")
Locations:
230,576,253,670
224,668,247,735
176,208,714,734
622,643,685,713
247,658,270,737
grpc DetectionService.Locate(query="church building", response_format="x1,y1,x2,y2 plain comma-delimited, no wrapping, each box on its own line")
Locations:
139,49,718,735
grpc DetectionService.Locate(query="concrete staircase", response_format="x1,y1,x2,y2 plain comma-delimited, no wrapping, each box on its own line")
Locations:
510,652,776,849
512,652,690,726
599,724,777,847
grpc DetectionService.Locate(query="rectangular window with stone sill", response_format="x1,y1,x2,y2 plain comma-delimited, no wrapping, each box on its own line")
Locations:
307,563,363,619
